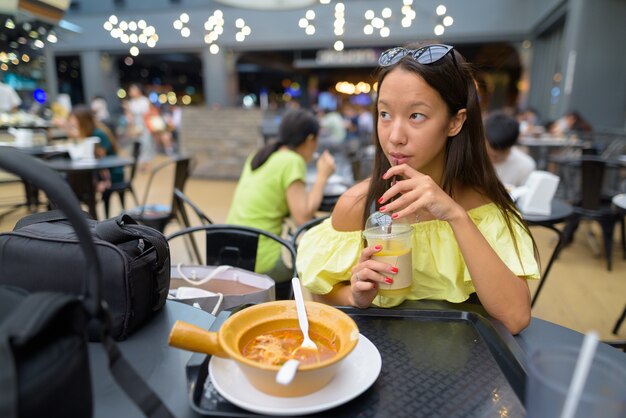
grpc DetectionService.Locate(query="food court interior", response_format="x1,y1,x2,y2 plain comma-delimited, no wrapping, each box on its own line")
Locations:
1,0,626,346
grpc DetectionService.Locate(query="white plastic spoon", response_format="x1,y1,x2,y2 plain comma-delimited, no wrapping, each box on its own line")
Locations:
276,358,300,386
275,277,318,386
292,277,318,352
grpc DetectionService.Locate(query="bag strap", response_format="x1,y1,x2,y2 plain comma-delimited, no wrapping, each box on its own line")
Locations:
0,292,78,418
101,333,174,418
96,215,169,266
13,209,93,230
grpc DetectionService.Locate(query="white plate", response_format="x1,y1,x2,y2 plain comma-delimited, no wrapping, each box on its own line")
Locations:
208,333,381,416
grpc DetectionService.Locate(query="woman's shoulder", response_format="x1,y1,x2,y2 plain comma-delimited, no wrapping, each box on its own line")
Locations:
331,179,369,231
92,127,110,142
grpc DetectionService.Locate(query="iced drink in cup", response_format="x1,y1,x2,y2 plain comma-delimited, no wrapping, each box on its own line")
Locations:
363,212,413,297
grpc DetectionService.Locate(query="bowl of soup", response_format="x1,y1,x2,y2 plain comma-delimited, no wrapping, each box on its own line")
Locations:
168,300,359,397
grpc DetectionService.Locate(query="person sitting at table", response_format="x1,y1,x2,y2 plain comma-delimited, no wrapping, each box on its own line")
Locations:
485,110,536,188
67,105,124,193
296,42,539,334
549,110,593,136
227,108,336,285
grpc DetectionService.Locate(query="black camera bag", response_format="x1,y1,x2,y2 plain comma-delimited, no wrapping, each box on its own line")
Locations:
0,147,174,418
0,209,171,341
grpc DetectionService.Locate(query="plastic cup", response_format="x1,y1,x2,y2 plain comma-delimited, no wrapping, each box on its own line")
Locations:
525,345,626,418
363,220,412,297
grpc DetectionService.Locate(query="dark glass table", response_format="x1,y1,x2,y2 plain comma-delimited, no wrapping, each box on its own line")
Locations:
90,300,626,418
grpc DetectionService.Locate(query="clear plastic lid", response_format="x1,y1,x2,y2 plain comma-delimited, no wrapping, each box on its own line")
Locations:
363,211,411,239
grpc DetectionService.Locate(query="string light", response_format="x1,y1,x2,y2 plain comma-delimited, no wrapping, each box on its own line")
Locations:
204,10,225,54
103,15,159,58
173,13,191,38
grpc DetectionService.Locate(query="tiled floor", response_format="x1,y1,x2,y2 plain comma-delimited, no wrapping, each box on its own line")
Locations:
1,154,625,342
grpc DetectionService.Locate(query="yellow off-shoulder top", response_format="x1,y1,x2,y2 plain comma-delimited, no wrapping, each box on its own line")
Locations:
296,203,539,307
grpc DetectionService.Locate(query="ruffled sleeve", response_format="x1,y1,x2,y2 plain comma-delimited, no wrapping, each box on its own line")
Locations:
296,218,363,295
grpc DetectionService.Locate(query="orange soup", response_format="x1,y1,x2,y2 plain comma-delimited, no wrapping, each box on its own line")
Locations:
242,328,338,366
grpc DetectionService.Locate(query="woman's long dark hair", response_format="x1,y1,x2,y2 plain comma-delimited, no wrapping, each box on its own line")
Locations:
251,108,319,170
364,41,538,269
71,105,118,153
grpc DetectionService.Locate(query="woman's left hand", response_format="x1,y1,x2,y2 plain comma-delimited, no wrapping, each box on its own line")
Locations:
378,163,465,223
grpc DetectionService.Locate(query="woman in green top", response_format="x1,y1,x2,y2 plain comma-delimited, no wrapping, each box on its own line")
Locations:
296,42,539,334
227,108,336,285
68,105,124,193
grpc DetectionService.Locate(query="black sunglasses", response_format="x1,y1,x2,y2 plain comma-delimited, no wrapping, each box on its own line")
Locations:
378,44,456,67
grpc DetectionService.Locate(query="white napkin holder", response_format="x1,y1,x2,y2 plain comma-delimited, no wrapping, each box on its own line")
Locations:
516,170,560,215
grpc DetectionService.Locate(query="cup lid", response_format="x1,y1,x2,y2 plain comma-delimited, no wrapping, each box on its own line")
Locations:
363,211,412,238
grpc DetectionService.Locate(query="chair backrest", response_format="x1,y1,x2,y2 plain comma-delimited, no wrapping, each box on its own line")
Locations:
166,224,297,280
127,141,141,182
140,156,191,208
173,156,191,193
291,215,330,249
173,187,213,226
580,156,606,210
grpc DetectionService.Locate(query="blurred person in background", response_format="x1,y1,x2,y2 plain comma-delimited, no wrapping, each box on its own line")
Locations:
67,105,123,193
318,106,347,148
550,110,593,136
152,103,176,156
485,110,536,188
516,107,543,136
227,108,336,286
127,83,155,170
90,95,114,133
0,76,22,113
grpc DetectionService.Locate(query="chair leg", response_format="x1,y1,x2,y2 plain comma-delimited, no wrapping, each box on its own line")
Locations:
562,214,580,246
599,219,616,271
129,186,139,206
620,214,626,260
117,190,126,210
102,189,112,219
613,305,626,335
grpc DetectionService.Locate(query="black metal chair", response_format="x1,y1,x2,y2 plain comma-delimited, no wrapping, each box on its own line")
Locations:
102,141,141,218
125,155,191,233
171,187,213,264
561,156,622,270
166,224,297,300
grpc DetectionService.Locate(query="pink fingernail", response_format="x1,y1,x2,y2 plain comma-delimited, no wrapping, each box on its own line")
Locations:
385,277,393,284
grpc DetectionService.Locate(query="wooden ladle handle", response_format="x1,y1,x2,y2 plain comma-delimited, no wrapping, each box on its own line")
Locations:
168,320,229,358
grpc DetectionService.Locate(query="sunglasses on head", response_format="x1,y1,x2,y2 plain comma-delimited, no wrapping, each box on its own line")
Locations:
378,44,456,67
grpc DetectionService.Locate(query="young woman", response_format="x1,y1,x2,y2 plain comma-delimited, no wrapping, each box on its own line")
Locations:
227,108,336,284
67,105,123,193
296,42,539,334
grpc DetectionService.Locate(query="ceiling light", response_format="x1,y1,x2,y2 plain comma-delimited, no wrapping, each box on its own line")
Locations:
212,0,317,10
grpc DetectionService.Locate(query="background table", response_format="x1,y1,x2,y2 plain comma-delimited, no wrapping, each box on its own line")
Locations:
518,135,585,170
45,156,134,219
91,300,625,418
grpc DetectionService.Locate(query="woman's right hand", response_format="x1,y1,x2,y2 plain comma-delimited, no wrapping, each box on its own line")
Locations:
349,244,396,308
316,150,336,180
